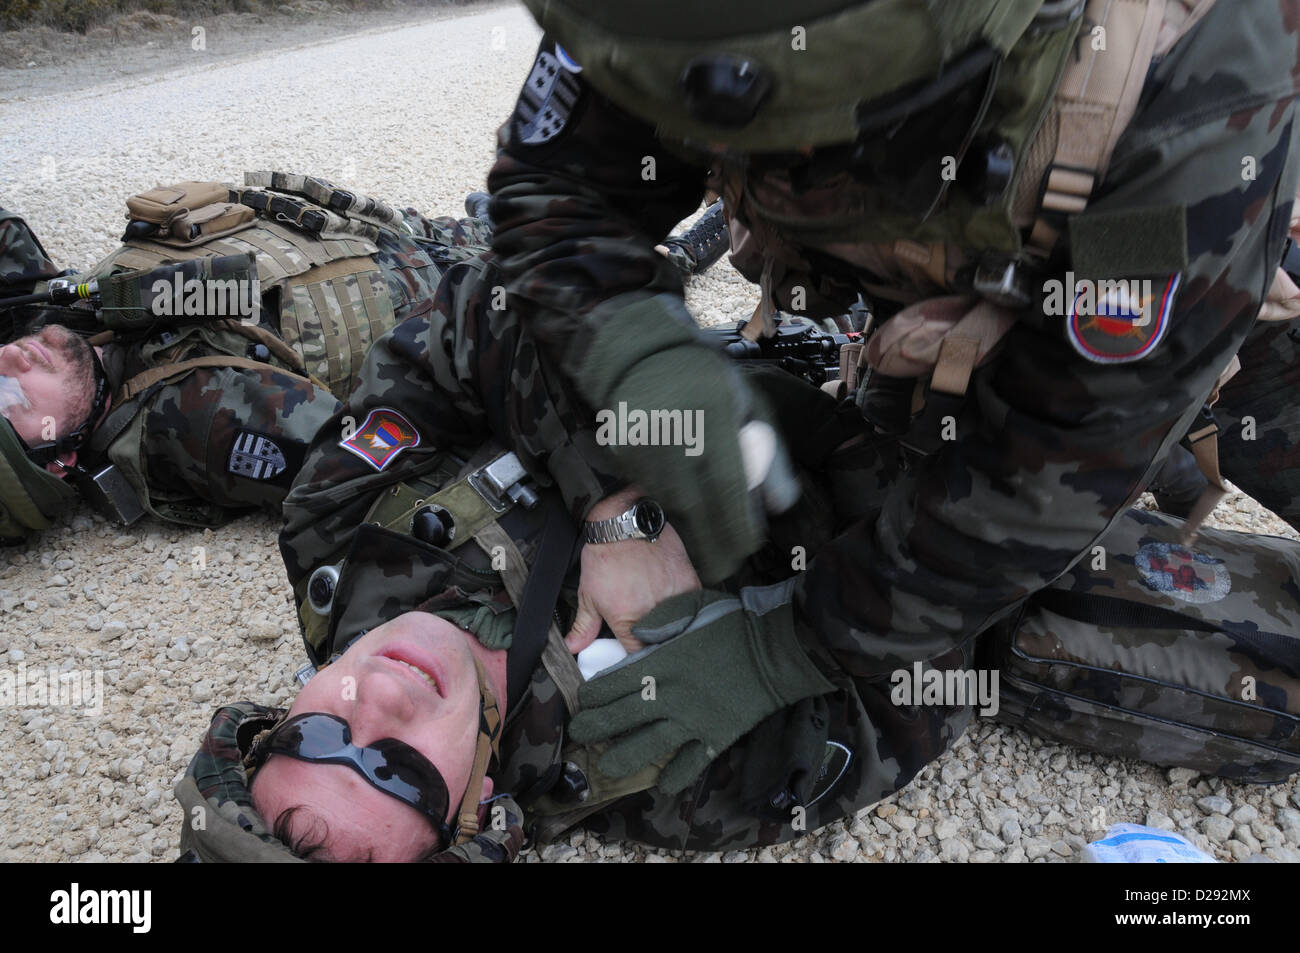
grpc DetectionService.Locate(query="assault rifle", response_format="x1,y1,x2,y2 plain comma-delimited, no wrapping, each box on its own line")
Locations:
704,309,868,389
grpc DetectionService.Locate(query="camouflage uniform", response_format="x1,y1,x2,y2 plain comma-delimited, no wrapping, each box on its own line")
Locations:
0,206,62,296
1212,318,1300,531
486,5,1300,692
0,205,69,344
80,207,491,528
279,254,966,851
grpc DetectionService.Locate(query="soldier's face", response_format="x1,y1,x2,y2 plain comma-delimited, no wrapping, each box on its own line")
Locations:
250,611,499,862
0,324,94,445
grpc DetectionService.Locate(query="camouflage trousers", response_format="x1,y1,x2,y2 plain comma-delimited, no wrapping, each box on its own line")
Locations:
1213,319,1300,531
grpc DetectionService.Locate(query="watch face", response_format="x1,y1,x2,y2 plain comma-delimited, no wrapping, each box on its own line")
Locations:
633,499,665,538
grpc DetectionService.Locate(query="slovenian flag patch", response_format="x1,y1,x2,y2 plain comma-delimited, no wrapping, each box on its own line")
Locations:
1067,273,1181,364
340,407,421,471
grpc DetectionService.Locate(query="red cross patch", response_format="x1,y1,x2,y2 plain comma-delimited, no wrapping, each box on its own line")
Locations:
340,408,421,471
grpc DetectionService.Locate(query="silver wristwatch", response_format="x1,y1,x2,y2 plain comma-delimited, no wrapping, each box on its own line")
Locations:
582,497,666,544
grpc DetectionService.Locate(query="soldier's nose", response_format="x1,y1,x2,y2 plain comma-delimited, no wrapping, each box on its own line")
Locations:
347,665,421,745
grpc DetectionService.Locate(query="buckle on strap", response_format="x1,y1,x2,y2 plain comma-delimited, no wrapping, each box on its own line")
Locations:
468,451,539,512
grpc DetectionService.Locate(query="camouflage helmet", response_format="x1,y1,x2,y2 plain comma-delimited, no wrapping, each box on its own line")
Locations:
0,415,77,542
174,675,527,863
0,205,62,297
520,0,1069,152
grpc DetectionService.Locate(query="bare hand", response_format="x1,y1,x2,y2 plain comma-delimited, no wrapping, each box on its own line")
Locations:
565,489,701,655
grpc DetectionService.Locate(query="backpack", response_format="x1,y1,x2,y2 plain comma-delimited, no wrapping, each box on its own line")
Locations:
983,507,1300,782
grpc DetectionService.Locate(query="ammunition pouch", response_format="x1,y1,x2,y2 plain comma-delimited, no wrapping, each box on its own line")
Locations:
94,171,410,401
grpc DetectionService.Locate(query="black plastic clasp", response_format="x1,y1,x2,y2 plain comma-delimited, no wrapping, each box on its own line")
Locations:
681,54,773,127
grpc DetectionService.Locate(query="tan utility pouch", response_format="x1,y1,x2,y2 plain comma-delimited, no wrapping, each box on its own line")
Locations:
125,181,230,226
157,202,256,248
866,296,1016,397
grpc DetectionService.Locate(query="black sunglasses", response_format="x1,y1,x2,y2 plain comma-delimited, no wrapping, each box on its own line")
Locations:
253,711,454,848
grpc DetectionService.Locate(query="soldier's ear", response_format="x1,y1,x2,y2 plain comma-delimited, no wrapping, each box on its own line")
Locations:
45,449,75,477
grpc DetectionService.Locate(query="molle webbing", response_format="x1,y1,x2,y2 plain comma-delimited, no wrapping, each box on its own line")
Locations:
227,185,380,243
1025,0,1190,259
278,256,394,400
101,220,377,288
243,171,411,236
96,218,388,402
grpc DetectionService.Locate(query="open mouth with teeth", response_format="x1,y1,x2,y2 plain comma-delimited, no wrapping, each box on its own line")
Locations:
380,651,444,697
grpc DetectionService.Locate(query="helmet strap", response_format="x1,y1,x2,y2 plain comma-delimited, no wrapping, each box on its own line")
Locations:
453,655,502,845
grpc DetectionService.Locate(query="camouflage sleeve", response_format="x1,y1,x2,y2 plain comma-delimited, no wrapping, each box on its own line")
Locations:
1211,319,1300,532
0,206,63,296
141,365,340,517
796,5,1300,679
487,37,710,383
279,255,621,606
489,39,790,579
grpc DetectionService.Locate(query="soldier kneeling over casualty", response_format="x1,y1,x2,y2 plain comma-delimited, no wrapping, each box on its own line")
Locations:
174,245,1300,863
0,178,728,544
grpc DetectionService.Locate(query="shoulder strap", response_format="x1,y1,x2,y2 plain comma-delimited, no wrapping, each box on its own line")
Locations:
364,450,585,713
1026,0,1186,258
209,318,330,391
502,497,580,713
116,355,314,402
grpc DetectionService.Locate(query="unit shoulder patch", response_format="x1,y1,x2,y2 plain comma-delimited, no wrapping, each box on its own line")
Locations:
511,41,583,147
339,408,421,471
227,429,304,487
1066,273,1181,364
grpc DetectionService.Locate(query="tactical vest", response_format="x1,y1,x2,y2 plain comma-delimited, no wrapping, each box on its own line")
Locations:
90,170,414,402
726,0,1216,332
69,172,457,528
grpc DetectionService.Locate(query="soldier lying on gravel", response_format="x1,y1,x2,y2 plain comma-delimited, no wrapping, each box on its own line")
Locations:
175,251,959,863
0,182,730,545
174,237,1300,861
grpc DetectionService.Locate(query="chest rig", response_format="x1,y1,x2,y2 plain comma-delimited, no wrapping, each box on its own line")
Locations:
90,170,414,402
725,0,1214,337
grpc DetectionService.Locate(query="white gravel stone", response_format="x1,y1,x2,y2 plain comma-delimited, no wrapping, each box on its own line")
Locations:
1231,804,1259,825
1141,810,1172,831
829,833,859,862
934,817,961,841
973,830,1006,852
1197,795,1233,816
1202,815,1235,843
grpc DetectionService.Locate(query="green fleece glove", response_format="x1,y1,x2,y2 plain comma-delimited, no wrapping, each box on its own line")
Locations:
581,294,799,584
568,581,836,795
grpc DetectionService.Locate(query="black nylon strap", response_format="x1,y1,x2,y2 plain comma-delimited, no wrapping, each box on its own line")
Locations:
1034,588,1217,632
506,494,577,710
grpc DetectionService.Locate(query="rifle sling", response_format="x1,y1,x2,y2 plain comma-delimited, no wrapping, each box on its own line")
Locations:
505,494,579,713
